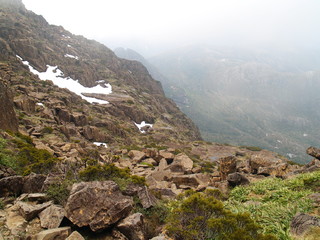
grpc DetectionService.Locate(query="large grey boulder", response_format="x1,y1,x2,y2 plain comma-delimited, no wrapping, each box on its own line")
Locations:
0,176,23,197
17,201,52,221
65,181,133,232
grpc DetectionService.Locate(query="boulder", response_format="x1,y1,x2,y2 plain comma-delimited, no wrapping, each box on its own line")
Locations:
143,148,158,159
290,213,320,236
227,172,250,187
17,201,52,221
257,163,288,177
66,231,85,240
219,156,237,180
0,176,24,197
22,173,46,193
65,181,133,232
249,155,283,174
128,150,146,163
159,150,175,161
117,213,146,240
34,227,71,240
172,174,200,188
172,153,193,173
306,146,320,160
39,205,65,229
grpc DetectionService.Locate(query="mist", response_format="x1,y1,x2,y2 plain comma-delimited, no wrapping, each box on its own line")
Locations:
23,0,320,57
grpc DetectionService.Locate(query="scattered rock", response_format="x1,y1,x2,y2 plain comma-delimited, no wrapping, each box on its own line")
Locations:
5,204,27,236
159,150,175,161
39,205,65,229
117,213,146,240
257,163,288,177
290,213,320,236
150,233,171,240
128,150,146,163
65,181,133,232
16,193,48,203
137,186,157,209
34,227,71,240
17,201,52,221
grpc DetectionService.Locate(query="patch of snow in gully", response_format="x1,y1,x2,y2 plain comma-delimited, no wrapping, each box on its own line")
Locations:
64,54,79,60
17,55,111,104
134,121,153,133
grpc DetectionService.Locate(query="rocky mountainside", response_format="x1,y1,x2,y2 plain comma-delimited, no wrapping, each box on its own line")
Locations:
148,45,320,163
0,0,201,147
0,1,319,239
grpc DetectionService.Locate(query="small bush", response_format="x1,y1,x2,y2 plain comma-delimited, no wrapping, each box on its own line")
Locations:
45,180,73,206
41,126,53,134
79,164,146,187
166,190,275,240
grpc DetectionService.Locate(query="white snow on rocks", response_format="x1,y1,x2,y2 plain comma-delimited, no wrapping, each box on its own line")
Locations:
64,54,79,60
16,55,112,104
303,133,308,137
134,121,153,133
93,142,108,148
36,102,44,107
62,34,71,39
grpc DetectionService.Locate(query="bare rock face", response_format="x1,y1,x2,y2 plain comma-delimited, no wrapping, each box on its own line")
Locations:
14,95,36,113
219,156,237,180
117,213,146,240
249,155,283,174
65,181,134,232
290,213,320,236
0,79,18,132
306,146,320,160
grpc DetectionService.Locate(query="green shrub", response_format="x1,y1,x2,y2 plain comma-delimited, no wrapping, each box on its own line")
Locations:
45,180,73,206
166,190,275,240
79,164,146,187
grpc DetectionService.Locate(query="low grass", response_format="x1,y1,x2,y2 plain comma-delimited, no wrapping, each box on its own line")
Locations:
226,170,320,240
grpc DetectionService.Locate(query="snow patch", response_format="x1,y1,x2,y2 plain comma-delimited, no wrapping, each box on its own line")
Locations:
67,44,72,48
93,142,108,148
134,121,153,133
17,55,111,104
64,54,79,60
36,102,44,107
277,140,282,143
62,34,71,39
303,133,308,137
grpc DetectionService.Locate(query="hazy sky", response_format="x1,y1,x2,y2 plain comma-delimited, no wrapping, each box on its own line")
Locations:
23,0,320,56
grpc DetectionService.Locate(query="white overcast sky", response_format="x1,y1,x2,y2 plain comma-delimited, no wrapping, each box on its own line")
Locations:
23,0,320,56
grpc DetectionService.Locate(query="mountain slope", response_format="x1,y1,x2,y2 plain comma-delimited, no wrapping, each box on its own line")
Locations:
149,45,320,163
0,0,201,146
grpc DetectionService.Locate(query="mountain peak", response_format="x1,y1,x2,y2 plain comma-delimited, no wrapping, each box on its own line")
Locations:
0,0,24,9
